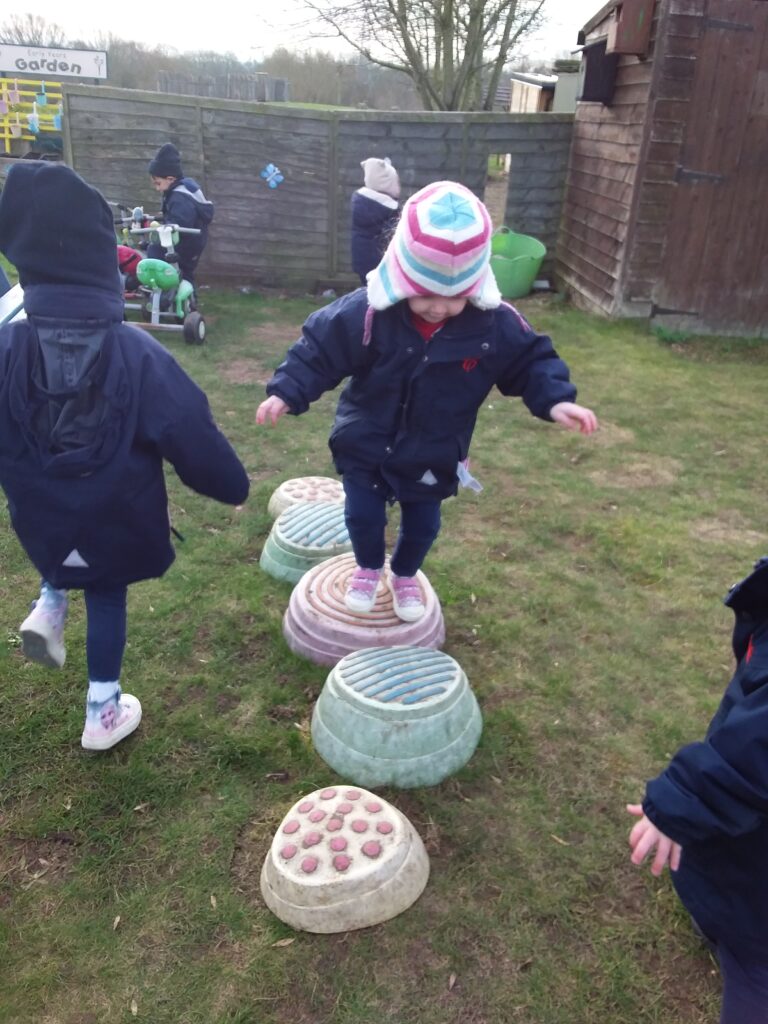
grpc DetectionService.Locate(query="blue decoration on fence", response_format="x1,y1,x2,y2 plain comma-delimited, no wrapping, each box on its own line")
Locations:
260,163,285,189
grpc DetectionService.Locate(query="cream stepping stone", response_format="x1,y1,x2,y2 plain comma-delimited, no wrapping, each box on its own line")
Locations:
267,476,344,519
261,785,429,933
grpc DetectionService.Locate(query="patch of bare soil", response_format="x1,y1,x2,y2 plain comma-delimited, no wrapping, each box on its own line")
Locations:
589,456,681,489
0,832,78,907
588,420,636,448
220,359,272,386
690,515,767,546
245,321,302,345
230,815,278,903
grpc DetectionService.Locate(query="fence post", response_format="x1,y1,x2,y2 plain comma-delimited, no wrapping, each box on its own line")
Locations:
328,113,339,278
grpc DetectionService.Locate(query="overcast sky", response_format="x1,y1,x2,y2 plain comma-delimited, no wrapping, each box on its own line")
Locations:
11,0,600,63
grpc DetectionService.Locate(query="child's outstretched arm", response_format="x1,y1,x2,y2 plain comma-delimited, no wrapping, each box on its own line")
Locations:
550,401,598,436
494,309,598,431
258,292,374,420
137,343,249,505
626,804,682,875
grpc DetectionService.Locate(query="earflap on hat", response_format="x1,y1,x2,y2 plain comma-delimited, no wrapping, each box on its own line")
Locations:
361,157,401,199
366,181,501,311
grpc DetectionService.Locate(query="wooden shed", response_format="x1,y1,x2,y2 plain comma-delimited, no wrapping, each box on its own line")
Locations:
556,0,768,336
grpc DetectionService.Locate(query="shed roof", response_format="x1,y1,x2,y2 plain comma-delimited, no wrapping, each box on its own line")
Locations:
577,0,621,43
508,71,558,88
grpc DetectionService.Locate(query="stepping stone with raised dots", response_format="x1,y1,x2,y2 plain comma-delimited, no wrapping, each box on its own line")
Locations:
260,785,429,933
283,553,445,667
267,476,345,519
311,646,482,788
260,502,352,584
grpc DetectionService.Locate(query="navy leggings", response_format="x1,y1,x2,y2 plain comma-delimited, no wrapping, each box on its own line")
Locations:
343,478,441,577
84,584,128,682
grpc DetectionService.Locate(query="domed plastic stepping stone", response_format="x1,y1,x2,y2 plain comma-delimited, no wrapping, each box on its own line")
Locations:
260,502,352,584
283,553,445,667
260,786,429,933
268,476,344,519
312,646,482,788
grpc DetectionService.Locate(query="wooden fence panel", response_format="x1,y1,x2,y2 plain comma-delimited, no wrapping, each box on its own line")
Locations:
63,85,574,288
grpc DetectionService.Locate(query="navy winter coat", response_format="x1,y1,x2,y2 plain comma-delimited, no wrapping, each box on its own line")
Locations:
156,177,214,281
350,190,399,283
643,558,768,961
0,283,249,589
266,288,577,502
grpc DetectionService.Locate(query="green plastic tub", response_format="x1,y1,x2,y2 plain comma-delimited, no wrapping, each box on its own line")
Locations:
489,226,546,299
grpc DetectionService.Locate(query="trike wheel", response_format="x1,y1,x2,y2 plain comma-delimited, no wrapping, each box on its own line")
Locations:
183,311,206,345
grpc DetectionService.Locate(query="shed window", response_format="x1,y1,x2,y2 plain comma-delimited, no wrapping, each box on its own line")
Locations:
580,40,619,104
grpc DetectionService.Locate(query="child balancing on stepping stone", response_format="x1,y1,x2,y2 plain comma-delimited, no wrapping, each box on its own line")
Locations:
257,181,598,623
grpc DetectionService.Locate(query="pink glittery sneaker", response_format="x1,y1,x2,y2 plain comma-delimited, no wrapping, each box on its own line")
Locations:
345,567,382,614
389,574,426,622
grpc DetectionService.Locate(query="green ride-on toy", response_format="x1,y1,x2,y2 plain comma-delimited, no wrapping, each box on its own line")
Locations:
118,207,207,345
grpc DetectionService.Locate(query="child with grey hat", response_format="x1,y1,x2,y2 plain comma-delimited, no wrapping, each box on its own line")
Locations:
350,157,401,284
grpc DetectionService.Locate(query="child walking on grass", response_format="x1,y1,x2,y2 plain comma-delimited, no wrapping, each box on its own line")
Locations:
0,162,249,750
257,180,597,622
628,557,768,1024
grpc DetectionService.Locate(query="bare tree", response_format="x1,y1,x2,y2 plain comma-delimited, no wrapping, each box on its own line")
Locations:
0,13,67,47
300,0,548,110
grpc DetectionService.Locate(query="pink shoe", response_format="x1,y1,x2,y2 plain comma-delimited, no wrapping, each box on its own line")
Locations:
20,594,68,668
389,574,426,622
81,694,142,751
345,566,382,614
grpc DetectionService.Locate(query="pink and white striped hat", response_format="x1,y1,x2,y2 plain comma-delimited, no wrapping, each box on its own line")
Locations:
366,180,501,312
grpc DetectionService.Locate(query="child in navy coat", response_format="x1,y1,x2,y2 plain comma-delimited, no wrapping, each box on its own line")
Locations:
147,142,214,286
0,162,249,750
350,157,401,284
628,557,768,1023
258,180,597,622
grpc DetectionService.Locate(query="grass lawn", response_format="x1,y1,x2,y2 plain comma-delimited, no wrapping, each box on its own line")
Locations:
3,285,766,1023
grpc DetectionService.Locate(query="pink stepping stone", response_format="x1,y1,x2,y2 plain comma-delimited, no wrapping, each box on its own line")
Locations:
282,554,445,667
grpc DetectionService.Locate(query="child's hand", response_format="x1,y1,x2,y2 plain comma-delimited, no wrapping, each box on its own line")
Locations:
256,396,291,425
550,402,598,435
626,804,682,876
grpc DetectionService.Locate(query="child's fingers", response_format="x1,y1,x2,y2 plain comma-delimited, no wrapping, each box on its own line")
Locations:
581,410,598,434
626,804,644,817
651,839,671,876
629,822,654,861
670,842,682,872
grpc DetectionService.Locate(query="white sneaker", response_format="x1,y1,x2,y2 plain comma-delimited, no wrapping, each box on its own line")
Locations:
20,594,68,668
81,694,142,751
